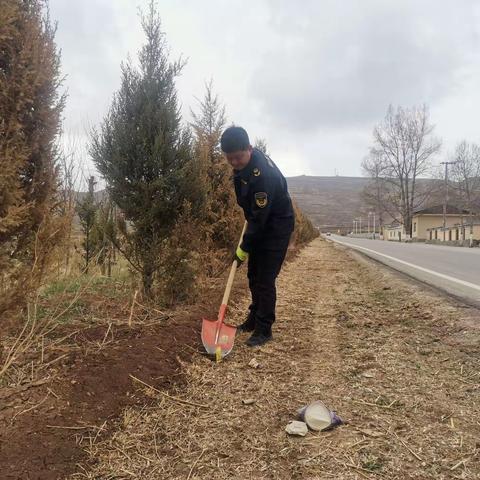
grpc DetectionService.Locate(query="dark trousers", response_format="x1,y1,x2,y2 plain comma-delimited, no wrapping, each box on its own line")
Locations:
247,236,290,333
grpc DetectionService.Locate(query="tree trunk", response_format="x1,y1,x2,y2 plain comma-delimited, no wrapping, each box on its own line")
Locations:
469,212,474,247
85,230,90,274
404,213,412,237
107,245,112,277
142,265,154,297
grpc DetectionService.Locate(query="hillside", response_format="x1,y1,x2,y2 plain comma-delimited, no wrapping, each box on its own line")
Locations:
287,175,370,231
287,175,445,231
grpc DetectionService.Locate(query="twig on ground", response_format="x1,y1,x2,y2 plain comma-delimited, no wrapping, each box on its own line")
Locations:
0,377,49,400
128,290,139,327
92,420,108,445
11,393,49,422
46,387,59,399
129,374,209,409
187,448,207,480
40,353,69,369
451,459,467,471
389,430,424,462
46,424,103,430
99,322,112,348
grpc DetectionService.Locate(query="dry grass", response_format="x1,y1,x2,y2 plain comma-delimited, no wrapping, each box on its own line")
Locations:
0,247,138,388
71,238,479,479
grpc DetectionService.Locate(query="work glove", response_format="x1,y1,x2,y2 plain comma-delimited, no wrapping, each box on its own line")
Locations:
234,246,248,266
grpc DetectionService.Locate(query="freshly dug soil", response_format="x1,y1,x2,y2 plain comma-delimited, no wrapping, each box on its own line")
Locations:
0,318,199,480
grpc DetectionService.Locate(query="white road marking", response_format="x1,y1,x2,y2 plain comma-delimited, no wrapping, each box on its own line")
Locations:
330,237,480,293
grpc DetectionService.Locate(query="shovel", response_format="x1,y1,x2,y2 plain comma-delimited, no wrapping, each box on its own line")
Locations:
201,222,247,362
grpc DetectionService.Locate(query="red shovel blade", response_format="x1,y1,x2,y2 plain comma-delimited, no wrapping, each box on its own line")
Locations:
201,318,236,358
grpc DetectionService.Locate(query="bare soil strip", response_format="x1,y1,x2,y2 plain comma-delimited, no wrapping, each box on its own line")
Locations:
0,301,220,480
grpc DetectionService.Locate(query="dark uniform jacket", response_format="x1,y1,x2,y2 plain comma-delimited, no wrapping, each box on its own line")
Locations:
234,148,294,252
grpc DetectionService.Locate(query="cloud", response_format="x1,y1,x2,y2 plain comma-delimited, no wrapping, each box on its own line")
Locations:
250,0,479,131
49,0,480,178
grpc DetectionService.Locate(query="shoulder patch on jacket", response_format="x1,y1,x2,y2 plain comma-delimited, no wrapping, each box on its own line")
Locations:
254,192,268,208
253,167,261,177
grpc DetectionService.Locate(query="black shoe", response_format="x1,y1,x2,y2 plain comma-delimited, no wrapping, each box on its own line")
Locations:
237,319,256,333
246,330,273,347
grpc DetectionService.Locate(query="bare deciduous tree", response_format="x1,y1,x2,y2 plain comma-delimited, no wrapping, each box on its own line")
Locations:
365,105,441,235
58,135,85,274
361,152,390,228
450,141,480,245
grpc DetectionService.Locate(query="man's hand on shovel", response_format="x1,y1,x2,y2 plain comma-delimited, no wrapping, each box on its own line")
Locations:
234,246,248,266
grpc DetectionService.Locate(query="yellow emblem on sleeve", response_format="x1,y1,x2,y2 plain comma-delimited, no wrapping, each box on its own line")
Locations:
254,192,268,208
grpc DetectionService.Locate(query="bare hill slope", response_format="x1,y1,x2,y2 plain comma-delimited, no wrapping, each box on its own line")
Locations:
287,175,443,231
287,175,370,230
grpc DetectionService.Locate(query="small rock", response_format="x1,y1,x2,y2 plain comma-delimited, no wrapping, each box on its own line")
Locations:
242,398,256,405
248,358,260,369
285,421,308,437
362,371,375,378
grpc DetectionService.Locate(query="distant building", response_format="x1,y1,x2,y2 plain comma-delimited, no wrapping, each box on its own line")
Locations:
411,205,471,241
382,222,408,242
427,223,480,246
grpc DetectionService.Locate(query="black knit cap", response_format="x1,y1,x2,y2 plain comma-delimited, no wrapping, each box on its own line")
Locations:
220,126,250,153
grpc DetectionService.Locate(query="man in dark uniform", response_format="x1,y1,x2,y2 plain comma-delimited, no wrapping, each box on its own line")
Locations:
220,126,295,347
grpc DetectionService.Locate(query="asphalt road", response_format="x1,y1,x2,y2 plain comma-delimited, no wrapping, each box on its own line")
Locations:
327,235,480,306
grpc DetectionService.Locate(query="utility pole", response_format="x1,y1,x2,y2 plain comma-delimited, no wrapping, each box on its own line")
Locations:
440,161,458,241
368,211,375,239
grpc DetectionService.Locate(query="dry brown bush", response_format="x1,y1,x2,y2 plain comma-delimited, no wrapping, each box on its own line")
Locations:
0,0,66,321
291,200,319,247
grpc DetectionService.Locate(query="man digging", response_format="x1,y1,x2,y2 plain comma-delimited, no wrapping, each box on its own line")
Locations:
221,126,295,347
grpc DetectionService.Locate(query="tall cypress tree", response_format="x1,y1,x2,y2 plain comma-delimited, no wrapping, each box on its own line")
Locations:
90,2,201,297
191,82,239,252
0,0,65,315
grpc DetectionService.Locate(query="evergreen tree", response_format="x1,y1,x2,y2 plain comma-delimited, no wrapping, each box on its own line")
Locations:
90,1,202,296
191,82,239,252
76,176,98,273
0,0,65,315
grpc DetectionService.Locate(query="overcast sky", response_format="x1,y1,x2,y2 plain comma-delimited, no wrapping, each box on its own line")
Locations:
49,0,480,178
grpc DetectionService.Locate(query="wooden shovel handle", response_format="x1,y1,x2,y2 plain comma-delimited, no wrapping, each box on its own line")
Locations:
219,221,247,310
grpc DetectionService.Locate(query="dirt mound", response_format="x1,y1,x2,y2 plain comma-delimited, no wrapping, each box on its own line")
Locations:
0,318,200,480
